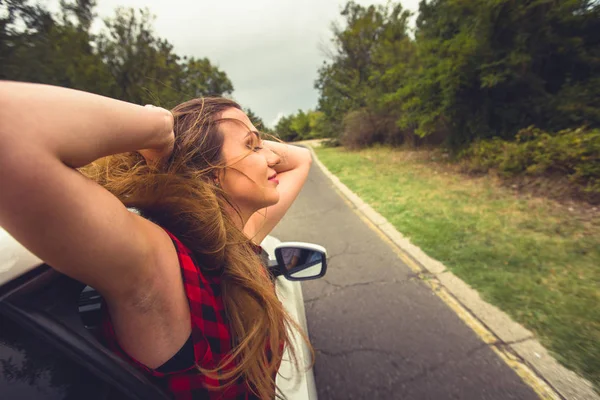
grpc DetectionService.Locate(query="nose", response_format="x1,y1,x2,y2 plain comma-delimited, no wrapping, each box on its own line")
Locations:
267,148,281,167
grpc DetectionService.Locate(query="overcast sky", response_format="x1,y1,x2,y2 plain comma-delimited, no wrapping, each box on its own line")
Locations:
61,0,421,127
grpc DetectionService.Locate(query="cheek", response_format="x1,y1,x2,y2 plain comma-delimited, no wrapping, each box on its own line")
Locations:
244,154,268,179
224,157,264,189
224,157,277,202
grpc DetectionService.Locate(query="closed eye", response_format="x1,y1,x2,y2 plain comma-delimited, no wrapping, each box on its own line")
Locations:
246,134,263,152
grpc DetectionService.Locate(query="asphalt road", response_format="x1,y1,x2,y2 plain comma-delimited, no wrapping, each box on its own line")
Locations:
272,160,540,400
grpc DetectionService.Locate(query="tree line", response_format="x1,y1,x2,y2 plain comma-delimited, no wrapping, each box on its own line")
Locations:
275,0,599,198
276,0,599,149
0,0,234,107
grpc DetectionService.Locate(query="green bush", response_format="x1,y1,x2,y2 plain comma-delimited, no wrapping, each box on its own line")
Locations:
460,126,600,193
321,138,342,148
340,109,379,150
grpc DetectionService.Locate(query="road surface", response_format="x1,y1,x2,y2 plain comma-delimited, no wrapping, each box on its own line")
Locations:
272,158,539,400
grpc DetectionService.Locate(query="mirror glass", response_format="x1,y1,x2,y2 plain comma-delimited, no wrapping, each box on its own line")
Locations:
278,247,325,280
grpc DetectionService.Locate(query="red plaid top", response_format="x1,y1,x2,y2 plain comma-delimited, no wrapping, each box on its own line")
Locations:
102,228,276,400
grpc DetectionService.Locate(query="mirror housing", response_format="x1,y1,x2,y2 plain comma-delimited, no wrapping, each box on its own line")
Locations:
269,242,327,281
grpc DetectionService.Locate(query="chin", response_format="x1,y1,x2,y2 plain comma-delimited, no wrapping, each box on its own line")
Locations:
265,193,280,207
266,197,279,208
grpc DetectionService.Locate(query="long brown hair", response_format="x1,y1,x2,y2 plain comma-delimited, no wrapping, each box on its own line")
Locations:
82,97,313,399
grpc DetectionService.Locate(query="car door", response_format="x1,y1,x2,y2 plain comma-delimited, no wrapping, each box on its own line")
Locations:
0,265,170,400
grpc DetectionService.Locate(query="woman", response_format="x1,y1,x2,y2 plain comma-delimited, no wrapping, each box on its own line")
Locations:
0,81,313,399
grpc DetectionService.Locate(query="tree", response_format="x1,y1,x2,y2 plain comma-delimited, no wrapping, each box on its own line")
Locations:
308,111,326,139
273,110,328,141
315,2,386,135
0,1,235,109
398,0,600,146
289,109,311,139
181,57,233,98
95,7,177,104
274,114,297,142
95,7,233,107
317,0,600,149
315,1,413,143
0,0,113,94
244,108,271,132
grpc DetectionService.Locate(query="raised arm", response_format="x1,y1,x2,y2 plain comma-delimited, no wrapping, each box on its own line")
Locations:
245,140,312,244
0,82,176,302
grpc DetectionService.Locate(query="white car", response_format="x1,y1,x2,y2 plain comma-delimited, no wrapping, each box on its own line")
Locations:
0,226,326,399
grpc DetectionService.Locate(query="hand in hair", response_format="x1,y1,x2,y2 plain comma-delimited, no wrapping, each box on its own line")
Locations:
138,105,175,165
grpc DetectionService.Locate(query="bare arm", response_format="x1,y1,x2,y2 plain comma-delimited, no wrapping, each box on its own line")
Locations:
0,82,173,167
245,140,312,243
0,82,176,302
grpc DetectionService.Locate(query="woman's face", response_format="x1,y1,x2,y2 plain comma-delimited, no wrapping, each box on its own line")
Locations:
217,107,281,219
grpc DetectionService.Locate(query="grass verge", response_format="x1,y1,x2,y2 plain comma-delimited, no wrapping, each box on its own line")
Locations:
314,145,600,389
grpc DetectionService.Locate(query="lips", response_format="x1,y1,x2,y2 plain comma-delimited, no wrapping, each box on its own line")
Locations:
268,173,279,184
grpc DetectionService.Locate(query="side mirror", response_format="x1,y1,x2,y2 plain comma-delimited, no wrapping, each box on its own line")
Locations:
269,242,327,281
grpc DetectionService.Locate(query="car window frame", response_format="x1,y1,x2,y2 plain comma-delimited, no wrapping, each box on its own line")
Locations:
0,264,170,400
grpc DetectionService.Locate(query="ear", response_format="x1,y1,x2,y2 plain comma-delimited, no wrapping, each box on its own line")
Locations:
212,171,222,188
213,168,226,185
